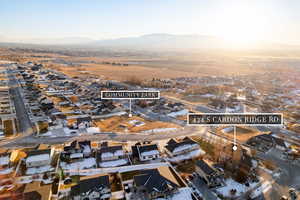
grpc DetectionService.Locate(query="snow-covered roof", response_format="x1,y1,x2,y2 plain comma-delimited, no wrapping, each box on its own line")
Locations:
61,158,96,171
26,165,53,175
173,143,199,154
100,146,124,159
101,150,124,159
70,153,83,159
167,109,189,117
0,167,13,175
165,137,199,153
141,150,160,157
26,154,50,164
0,156,9,166
82,145,91,154
99,159,127,168
168,149,204,163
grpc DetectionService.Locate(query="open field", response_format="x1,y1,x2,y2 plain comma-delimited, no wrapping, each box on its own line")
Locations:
1,47,299,82
47,63,198,81
217,126,262,142
94,115,180,133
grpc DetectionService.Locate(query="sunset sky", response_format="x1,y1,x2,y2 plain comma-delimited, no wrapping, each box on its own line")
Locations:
1,0,300,45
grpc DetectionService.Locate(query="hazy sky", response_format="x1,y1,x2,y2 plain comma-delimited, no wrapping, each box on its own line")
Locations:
1,0,300,44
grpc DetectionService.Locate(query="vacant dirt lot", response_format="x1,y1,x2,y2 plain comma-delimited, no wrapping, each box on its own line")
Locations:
94,115,179,133
218,126,263,142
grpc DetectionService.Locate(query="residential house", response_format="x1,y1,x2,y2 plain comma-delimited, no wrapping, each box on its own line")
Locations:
25,149,54,175
272,137,287,151
0,152,13,177
136,144,160,161
239,154,258,177
77,116,92,129
165,137,204,163
133,169,179,199
246,134,275,151
70,175,111,200
97,145,128,168
25,149,51,168
60,141,96,172
78,140,92,157
62,140,92,160
195,160,224,188
22,181,52,200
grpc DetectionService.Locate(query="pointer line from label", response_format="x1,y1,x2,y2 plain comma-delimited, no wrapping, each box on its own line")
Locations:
233,126,237,151
129,99,132,117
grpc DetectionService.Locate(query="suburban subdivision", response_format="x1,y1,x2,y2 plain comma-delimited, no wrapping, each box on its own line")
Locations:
1,1,300,200
0,50,299,200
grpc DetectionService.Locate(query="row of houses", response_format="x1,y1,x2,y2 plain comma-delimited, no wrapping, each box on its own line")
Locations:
0,136,205,180
57,165,192,200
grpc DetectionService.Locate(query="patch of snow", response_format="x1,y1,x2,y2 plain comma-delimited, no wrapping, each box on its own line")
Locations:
63,127,77,135
167,109,189,117
201,94,216,98
221,127,233,133
61,158,96,171
39,131,53,137
141,150,159,157
273,171,281,178
216,178,259,197
26,165,54,175
252,160,258,168
42,179,53,184
101,150,124,159
284,141,291,148
129,120,139,125
250,181,272,199
0,167,13,175
128,120,145,127
99,159,128,168
290,89,300,95
259,166,273,174
26,154,50,164
86,127,100,133
82,145,91,154
168,149,205,163
156,187,193,200
0,156,9,166
173,144,199,154
92,111,127,119
142,128,178,133
70,153,83,159
17,177,33,184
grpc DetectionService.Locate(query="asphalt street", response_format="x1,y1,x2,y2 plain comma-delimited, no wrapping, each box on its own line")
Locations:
1,126,208,148
7,69,34,134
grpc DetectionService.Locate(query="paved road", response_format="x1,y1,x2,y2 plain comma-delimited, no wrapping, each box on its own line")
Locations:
7,68,33,134
1,126,208,148
0,66,35,147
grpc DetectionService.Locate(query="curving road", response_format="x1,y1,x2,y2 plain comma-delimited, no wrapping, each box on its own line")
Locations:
1,126,208,148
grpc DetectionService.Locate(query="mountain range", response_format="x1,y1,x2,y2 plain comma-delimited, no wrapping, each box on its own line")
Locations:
0,34,299,50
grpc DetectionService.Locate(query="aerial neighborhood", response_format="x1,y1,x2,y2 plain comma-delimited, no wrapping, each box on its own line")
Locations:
0,54,299,200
